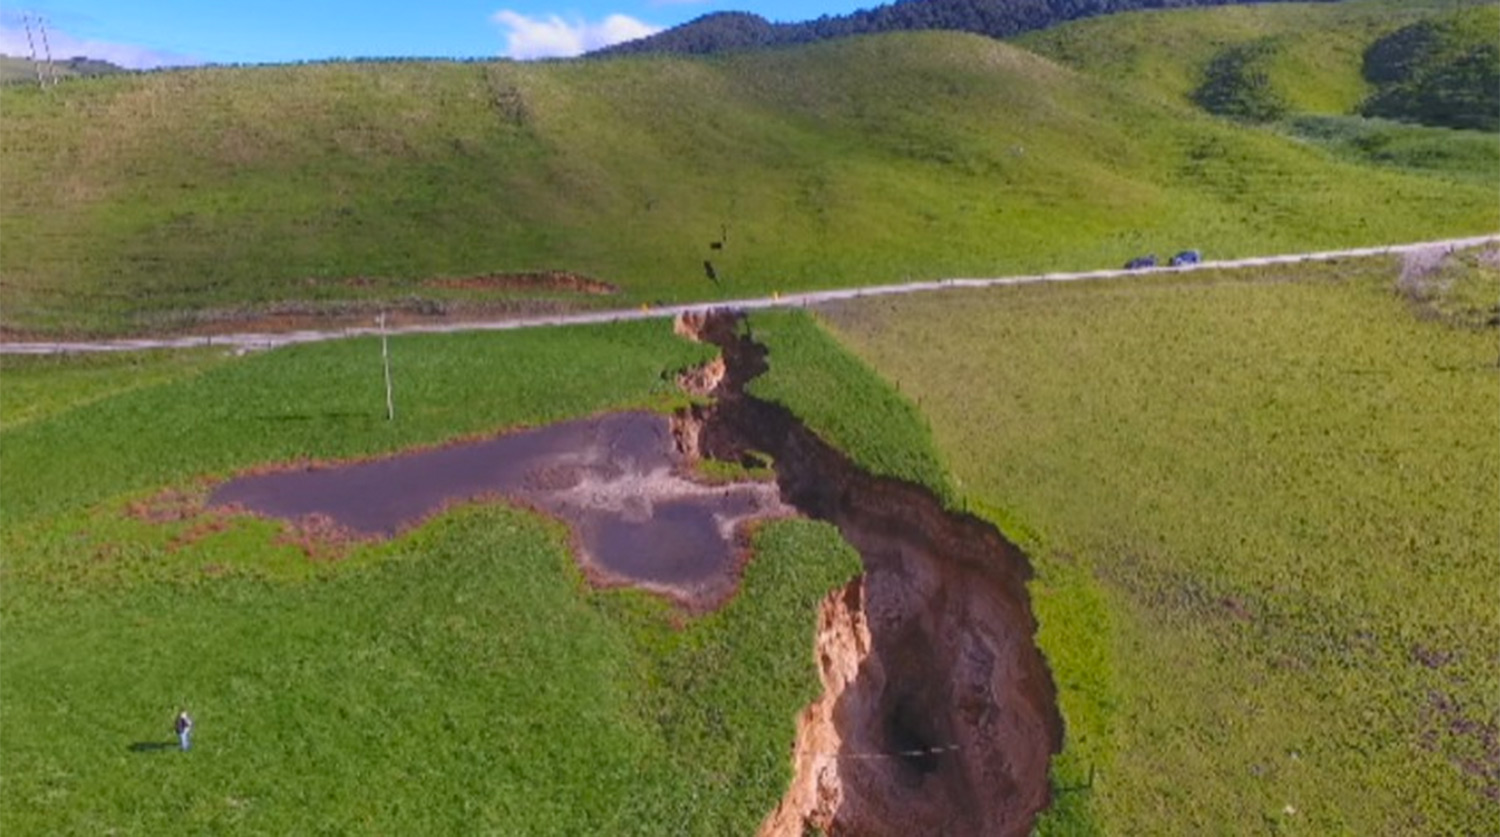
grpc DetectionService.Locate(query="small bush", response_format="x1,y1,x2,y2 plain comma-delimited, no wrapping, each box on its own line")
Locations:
1193,39,1289,123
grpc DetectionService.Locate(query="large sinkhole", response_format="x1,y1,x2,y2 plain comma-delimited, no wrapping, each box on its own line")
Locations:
681,311,1063,837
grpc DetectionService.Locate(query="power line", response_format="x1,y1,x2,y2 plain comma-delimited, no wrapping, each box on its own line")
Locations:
21,13,59,89
22,14,42,88
37,15,58,87
812,743,961,761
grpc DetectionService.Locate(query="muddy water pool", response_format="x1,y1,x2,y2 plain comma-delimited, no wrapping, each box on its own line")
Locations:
209,411,785,598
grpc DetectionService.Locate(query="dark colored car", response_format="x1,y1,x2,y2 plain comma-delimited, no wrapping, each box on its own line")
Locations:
1170,250,1202,267
1124,254,1157,270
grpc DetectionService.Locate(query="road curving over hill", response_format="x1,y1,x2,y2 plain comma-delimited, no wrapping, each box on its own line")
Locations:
2,235,1495,355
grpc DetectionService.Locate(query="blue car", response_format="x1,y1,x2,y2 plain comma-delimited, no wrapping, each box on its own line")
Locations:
1124,254,1157,270
1170,250,1202,267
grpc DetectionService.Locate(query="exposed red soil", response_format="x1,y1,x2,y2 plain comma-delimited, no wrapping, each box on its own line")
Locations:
124,485,213,524
0,298,607,343
676,355,727,399
423,271,618,295
172,298,595,338
269,511,367,562
763,577,873,833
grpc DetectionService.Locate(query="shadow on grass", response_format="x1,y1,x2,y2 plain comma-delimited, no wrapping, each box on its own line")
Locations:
128,741,178,753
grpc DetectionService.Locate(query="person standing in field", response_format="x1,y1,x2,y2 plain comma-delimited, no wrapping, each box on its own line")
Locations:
175,711,193,752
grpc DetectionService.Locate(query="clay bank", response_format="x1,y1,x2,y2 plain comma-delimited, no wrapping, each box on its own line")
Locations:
209,312,1063,835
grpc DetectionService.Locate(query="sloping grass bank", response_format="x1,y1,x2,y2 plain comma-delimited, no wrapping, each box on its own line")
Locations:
814,252,1500,833
3,27,1495,336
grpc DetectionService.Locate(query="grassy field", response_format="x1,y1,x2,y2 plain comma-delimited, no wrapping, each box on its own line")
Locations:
0,320,710,525
0,319,869,833
2,505,859,834
1280,114,1499,185
1023,0,1500,180
0,349,230,432
745,310,955,502
4,0,1498,830
2,13,1495,336
809,250,1500,834
1021,0,1493,116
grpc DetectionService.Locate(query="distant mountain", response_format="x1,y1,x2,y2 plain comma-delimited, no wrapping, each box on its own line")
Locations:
592,0,1335,57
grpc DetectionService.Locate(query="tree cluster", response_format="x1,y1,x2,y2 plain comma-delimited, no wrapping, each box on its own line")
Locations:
593,0,1331,57
1359,10,1499,132
1191,39,1288,123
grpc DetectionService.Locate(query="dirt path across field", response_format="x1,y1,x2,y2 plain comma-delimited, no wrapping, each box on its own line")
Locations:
4,235,1495,355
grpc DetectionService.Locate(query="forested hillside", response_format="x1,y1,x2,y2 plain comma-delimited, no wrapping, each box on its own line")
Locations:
1360,4,1499,130
594,0,1332,56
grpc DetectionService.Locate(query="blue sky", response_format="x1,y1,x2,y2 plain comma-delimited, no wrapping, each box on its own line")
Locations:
0,0,877,67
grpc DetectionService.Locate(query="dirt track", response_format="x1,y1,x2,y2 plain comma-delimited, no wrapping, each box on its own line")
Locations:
4,235,1494,355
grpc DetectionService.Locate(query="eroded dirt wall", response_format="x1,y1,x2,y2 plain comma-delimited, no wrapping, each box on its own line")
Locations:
677,312,1063,837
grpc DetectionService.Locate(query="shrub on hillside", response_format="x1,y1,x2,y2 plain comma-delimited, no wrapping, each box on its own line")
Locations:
1359,7,1500,132
1192,40,1289,123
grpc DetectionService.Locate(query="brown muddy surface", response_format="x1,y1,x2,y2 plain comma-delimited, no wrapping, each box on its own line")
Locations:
676,312,1063,837
209,411,786,604
424,271,618,295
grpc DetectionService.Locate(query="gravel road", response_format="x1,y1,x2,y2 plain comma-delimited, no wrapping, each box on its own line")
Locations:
4,234,1495,355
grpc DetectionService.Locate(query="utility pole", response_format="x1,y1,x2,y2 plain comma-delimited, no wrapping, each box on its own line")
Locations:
379,312,394,421
22,15,43,89
38,16,58,87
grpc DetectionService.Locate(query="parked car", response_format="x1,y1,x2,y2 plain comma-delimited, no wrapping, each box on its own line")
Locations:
1170,249,1202,267
1124,254,1157,270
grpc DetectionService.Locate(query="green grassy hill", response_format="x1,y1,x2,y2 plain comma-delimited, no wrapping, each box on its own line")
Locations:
1361,4,1500,130
2,24,1495,337
809,247,1500,834
594,0,1334,57
1020,0,1495,115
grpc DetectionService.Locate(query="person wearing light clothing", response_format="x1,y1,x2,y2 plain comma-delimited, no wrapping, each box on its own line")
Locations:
175,711,193,751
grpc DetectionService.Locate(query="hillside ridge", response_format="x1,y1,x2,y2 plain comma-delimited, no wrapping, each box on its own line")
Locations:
593,0,1334,56
2,22,1495,337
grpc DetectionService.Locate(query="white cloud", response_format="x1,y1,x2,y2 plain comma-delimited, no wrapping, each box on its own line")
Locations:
0,19,197,70
491,10,660,60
